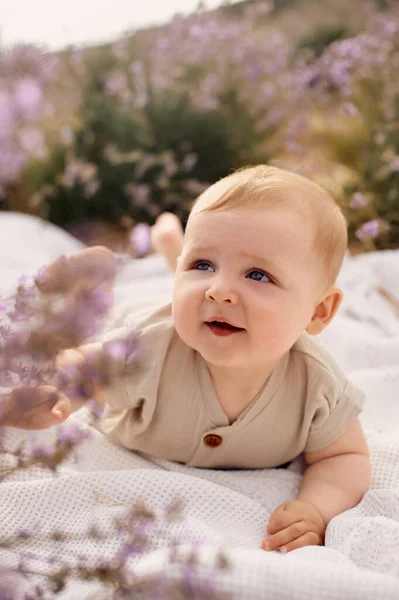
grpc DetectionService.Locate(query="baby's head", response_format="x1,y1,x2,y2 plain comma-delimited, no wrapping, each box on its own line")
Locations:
189,165,347,288
172,165,347,371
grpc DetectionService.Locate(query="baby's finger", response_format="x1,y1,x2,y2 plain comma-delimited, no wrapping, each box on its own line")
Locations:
50,394,72,422
267,505,293,535
262,520,320,552
267,501,308,534
2,385,69,430
270,531,323,554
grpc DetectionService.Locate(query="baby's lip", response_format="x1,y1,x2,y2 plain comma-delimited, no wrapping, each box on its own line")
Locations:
205,317,245,330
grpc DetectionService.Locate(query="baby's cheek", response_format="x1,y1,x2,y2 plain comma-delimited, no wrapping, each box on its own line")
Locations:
254,311,296,350
172,297,195,342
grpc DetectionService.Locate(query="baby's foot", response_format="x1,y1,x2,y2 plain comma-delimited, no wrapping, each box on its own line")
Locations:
151,213,184,272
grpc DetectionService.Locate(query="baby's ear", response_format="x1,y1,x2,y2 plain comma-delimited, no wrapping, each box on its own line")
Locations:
306,287,343,335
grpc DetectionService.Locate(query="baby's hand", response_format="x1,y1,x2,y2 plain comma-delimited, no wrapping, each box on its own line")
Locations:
261,500,326,553
35,246,116,296
0,385,72,430
1,344,106,431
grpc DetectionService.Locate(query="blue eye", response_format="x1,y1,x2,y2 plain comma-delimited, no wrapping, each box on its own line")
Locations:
247,270,271,282
193,261,215,272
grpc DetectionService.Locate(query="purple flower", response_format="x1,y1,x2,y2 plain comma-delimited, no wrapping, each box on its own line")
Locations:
18,128,46,158
355,219,380,240
342,102,358,116
84,180,100,198
0,91,15,140
349,192,368,209
18,274,30,286
105,71,128,96
182,153,198,172
14,77,43,121
30,444,54,458
62,162,79,187
130,223,152,257
125,183,150,207
57,422,93,446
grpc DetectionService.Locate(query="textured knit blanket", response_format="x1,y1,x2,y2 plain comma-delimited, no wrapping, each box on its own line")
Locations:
0,213,399,599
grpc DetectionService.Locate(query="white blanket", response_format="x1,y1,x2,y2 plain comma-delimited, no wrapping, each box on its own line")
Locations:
1,213,399,599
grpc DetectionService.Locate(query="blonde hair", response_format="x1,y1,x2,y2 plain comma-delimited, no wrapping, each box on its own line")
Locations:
190,165,348,286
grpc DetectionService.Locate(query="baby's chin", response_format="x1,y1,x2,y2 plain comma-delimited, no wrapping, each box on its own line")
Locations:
196,346,252,369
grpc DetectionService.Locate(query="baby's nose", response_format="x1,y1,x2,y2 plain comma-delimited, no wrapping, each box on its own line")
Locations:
205,284,238,305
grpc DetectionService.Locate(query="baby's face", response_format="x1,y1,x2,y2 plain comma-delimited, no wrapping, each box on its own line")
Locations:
172,206,323,371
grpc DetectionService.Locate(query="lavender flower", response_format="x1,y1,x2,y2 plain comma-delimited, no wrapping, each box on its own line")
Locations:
14,77,43,121
355,219,380,240
0,91,15,140
84,180,100,198
341,103,358,117
0,248,128,429
18,127,46,158
181,152,198,172
124,183,150,208
105,71,128,96
349,192,368,209
129,224,152,257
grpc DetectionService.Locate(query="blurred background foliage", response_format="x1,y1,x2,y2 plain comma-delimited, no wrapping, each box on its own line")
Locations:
0,0,398,253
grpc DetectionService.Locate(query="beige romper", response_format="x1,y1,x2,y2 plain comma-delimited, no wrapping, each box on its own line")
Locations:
100,303,365,469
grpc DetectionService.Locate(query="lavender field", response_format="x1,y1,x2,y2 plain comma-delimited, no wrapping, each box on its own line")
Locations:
0,0,398,252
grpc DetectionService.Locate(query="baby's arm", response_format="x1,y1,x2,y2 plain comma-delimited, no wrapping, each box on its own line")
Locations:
262,419,370,553
297,418,370,523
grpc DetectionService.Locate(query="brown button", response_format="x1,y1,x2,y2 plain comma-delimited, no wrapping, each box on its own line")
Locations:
203,434,223,448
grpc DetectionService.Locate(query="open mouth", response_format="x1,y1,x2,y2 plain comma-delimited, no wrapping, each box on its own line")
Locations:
206,320,245,336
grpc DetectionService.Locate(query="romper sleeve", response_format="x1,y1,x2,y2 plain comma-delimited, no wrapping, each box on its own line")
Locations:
99,303,175,442
304,376,366,453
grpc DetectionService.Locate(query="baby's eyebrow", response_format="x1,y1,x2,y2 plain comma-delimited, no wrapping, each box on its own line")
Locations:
240,252,282,272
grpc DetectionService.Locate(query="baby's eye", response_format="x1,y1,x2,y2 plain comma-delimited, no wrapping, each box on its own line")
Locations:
247,269,271,283
192,261,215,272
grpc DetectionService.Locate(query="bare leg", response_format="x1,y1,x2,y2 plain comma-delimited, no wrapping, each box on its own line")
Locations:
151,212,184,272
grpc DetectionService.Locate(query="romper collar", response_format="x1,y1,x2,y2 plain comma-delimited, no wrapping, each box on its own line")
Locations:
195,351,290,429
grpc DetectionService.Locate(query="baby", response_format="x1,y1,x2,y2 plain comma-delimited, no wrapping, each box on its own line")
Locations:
3,165,370,553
